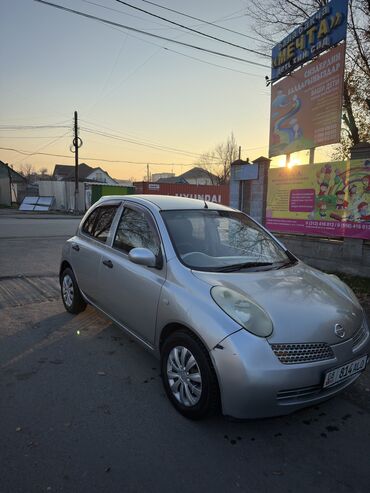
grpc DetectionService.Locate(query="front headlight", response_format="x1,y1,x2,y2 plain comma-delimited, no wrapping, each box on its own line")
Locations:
211,286,273,337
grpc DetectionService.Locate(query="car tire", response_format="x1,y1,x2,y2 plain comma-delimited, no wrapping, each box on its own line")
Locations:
161,330,220,420
60,267,87,314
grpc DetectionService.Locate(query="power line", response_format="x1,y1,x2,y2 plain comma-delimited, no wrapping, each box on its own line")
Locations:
13,130,71,165
0,125,70,130
134,0,261,43
0,135,67,139
162,46,263,77
1,144,268,163
34,1,269,69
0,146,204,166
80,127,216,159
115,0,268,58
79,0,179,30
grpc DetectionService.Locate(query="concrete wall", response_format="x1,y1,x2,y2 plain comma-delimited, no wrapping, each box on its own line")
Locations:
249,161,269,224
230,159,269,225
276,233,370,277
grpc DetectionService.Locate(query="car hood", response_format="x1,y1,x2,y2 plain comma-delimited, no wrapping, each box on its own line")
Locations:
192,262,364,344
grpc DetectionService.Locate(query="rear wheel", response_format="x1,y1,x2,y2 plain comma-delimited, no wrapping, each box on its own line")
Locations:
61,268,86,314
161,330,219,419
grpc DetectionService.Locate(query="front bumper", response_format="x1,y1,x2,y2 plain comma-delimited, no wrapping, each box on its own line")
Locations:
210,326,370,419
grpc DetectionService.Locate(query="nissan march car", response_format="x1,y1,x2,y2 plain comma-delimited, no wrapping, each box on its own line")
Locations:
60,195,370,419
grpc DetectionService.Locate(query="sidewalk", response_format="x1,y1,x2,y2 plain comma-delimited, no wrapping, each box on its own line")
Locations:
0,208,83,220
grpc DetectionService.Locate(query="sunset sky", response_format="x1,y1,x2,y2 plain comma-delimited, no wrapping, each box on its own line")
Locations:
0,0,329,181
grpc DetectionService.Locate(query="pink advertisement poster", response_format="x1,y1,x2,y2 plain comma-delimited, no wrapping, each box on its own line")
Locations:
266,160,370,240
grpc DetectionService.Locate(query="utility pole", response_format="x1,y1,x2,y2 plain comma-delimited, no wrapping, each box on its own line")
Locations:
238,146,241,160
71,111,82,213
147,163,150,182
74,111,79,213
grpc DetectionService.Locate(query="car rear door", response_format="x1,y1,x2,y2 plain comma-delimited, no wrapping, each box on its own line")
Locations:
70,202,120,303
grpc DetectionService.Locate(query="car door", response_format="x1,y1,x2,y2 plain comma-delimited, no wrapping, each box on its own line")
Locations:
97,203,166,346
70,202,120,303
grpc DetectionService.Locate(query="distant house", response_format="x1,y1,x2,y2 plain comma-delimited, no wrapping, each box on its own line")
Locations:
0,161,27,205
151,172,175,182
52,163,117,184
157,167,218,185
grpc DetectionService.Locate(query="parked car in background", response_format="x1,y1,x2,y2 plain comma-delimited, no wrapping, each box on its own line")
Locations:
60,195,369,419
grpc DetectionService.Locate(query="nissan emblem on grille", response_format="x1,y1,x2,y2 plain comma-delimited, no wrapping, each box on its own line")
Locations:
334,324,346,339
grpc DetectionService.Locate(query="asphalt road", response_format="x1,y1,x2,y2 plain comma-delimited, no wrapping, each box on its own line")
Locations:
1,212,370,493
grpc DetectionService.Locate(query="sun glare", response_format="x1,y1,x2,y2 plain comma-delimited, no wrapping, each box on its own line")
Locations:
287,158,300,169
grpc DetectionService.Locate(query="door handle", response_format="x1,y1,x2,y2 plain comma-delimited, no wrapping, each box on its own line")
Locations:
72,244,80,251
102,259,113,268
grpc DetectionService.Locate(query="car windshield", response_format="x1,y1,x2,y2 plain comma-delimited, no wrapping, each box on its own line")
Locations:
161,209,291,272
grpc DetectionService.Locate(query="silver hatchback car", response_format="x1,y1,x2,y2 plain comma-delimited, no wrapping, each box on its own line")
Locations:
60,195,369,419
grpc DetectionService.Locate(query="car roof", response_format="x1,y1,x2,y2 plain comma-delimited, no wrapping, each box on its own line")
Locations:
97,194,233,211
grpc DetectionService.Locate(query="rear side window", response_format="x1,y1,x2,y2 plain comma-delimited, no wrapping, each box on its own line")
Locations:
82,205,118,243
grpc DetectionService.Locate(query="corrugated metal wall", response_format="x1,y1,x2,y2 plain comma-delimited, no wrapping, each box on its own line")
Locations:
134,182,230,205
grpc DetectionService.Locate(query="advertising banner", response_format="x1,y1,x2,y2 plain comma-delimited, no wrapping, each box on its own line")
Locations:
271,0,348,81
266,159,370,240
269,43,345,158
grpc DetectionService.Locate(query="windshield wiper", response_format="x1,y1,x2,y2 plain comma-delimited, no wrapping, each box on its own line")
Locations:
275,258,298,269
214,261,273,272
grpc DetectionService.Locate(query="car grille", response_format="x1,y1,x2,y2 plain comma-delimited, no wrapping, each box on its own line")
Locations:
352,324,369,349
271,342,334,365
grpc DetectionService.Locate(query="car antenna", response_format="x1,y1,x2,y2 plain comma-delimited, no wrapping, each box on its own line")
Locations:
204,200,208,209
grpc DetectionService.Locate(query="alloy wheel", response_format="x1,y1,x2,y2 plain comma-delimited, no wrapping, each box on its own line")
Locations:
167,346,202,407
62,274,74,308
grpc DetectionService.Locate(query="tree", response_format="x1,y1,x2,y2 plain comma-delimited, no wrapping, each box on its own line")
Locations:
248,0,370,158
197,133,239,184
19,163,35,181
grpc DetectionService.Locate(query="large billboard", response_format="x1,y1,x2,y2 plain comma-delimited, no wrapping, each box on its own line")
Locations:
266,159,370,240
271,0,348,81
269,43,345,158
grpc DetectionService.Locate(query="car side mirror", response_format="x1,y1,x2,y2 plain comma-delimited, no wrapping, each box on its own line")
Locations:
128,247,157,268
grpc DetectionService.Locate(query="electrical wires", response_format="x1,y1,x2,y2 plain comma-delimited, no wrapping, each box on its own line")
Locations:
114,0,268,58
34,1,269,69
0,146,206,166
135,0,260,42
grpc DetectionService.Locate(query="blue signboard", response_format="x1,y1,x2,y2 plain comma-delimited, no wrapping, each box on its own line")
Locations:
271,0,348,81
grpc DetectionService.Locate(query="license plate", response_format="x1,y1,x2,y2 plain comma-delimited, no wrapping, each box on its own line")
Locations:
323,355,368,389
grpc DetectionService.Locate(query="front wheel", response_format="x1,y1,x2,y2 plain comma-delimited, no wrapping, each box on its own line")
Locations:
161,331,220,420
61,268,86,314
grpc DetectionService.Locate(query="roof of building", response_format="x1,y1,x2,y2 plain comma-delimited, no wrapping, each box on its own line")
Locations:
53,163,95,181
156,166,218,184
52,163,117,182
0,161,26,182
179,167,218,181
252,156,271,164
